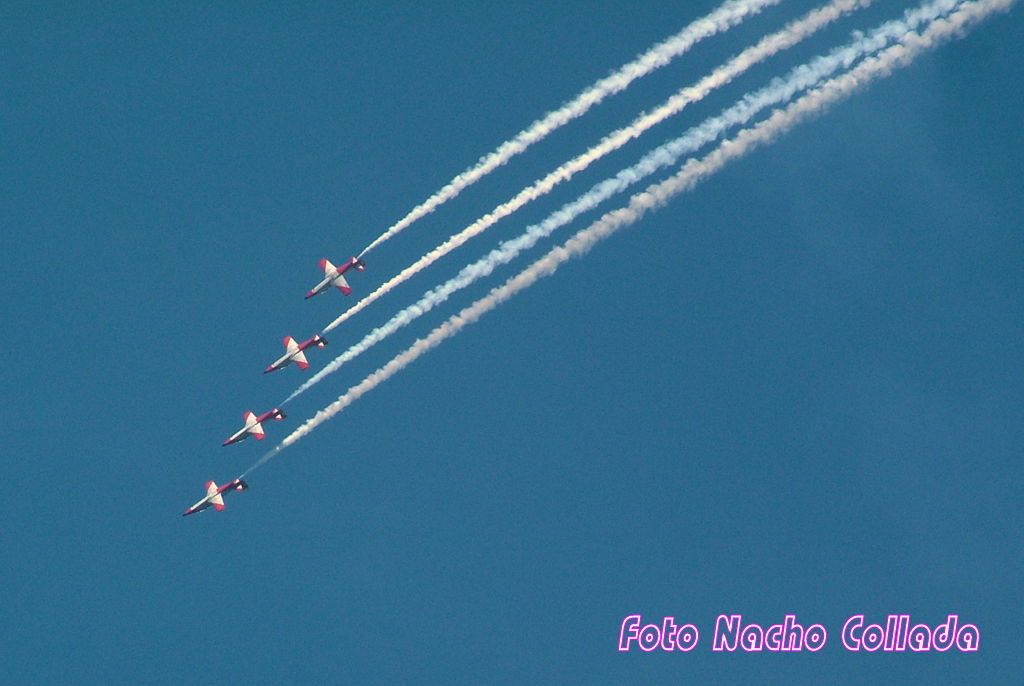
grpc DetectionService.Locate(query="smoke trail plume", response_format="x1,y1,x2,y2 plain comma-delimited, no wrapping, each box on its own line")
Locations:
357,0,782,258
327,0,870,334
244,0,1015,476
287,0,952,402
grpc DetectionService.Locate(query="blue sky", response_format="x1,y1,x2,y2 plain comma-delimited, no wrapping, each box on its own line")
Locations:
2,1,1020,683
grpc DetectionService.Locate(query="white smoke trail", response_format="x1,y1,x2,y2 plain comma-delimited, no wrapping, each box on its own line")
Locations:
328,0,870,334
286,0,952,403
356,0,781,258
243,0,1015,477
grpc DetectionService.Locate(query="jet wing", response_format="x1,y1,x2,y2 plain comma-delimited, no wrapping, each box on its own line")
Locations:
206,481,226,511
183,478,246,516
224,411,262,445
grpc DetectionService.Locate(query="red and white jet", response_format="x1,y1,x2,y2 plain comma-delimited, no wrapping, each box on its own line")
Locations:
182,478,249,516
223,408,286,446
264,334,328,373
305,257,366,298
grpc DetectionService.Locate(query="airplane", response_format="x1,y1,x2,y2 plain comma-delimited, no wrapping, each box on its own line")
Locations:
264,334,328,373
183,478,249,516
305,256,366,298
223,408,286,446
